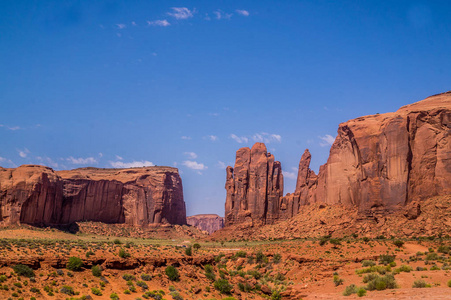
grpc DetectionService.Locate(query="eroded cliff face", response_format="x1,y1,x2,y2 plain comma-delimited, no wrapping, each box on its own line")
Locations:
225,92,451,227
225,143,283,226
0,165,186,226
187,214,224,234
292,92,451,216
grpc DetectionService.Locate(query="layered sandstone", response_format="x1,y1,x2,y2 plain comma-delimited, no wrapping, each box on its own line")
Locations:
187,214,224,234
293,91,451,215
225,143,284,226
225,92,451,227
0,165,186,226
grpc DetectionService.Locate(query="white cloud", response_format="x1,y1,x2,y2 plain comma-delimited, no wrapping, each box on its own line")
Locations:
207,135,218,141
131,21,137,26
213,10,232,20
18,148,30,158
283,171,297,180
0,157,5,162
168,7,194,20
66,156,98,165
236,9,249,16
115,155,123,160
98,152,103,158
0,157,16,168
147,19,171,27
8,126,21,131
216,161,227,169
252,132,282,144
116,24,126,29
184,152,198,159
182,160,207,170
109,160,154,168
181,136,192,140
319,134,335,147
36,156,58,168
209,112,219,117
230,134,249,143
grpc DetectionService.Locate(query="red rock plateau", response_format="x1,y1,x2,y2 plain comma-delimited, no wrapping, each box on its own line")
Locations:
225,91,451,228
187,214,224,234
0,165,186,226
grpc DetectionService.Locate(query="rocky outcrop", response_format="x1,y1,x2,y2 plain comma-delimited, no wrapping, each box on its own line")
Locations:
225,92,451,227
225,143,284,226
187,214,224,234
294,91,451,215
0,165,186,226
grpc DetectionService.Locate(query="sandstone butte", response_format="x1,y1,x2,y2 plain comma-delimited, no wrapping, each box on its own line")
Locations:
0,165,186,226
225,91,451,227
187,214,224,234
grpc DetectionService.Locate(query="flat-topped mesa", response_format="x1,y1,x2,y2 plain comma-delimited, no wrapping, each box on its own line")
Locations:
187,214,224,234
0,165,186,226
294,91,451,215
225,143,283,227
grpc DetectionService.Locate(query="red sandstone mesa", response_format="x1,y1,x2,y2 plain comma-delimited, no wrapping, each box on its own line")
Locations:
187,214,224,234
226,91,451,227
0,165,186,226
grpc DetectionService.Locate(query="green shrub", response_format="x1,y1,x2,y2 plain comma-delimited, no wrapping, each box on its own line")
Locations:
122,274,135,281
366,274,397,291
91,265,102,277
447,280,451,287
256,251,268,263
204,264,215,281
273,253,282,263
119,248,131,259
379,254,395,265
141,274,152,281
30,287,40,293
362,260,375,267
362,237,370,243
86,250,95,258
60,285,75,295
0,275,6,282
91,287,102,296
343,284,358,296
394,265,413,274
165,266,179,281
185,246,192,256
356,287,366,297
136,281,148,290
12,264,35,278
67,257,83,271
271,290,282,300
214,279,232,294
426,252,438,260
333,275,344,286
110,292,119,300
412,280,430,288
193,243,201,250
113,239,122,244
393,240,404,247
235,250,247,258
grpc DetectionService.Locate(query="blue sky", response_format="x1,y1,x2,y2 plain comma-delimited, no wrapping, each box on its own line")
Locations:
1,1,451,216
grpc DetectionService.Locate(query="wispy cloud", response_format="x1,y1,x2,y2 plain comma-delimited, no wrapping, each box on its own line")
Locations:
116,24,126,29
0,157,16,167
182,160,207,171
252,132,282,144
66,156,98,165
8,126,21,131
319,134,335,147
36,156,58,168
207,135,218,141
18,148,30,158
98,152,103,158
216,161,227,169
283,170,297,180
109,160,154,168
181,136,192,140
131,21,137,26
209,112,219,117
168,7,194,20
230,134,249,144
115,155,123,160
236,9,249,16
147,19,171,27
184,152,198,159
214,10,232,20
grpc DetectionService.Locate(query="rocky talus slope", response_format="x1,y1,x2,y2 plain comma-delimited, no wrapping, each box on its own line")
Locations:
187,214,224,234
0,165,186,226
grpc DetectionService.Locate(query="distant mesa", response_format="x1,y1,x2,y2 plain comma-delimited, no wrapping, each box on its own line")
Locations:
0,165,186,227
225,91,451,227
187,214,224,234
